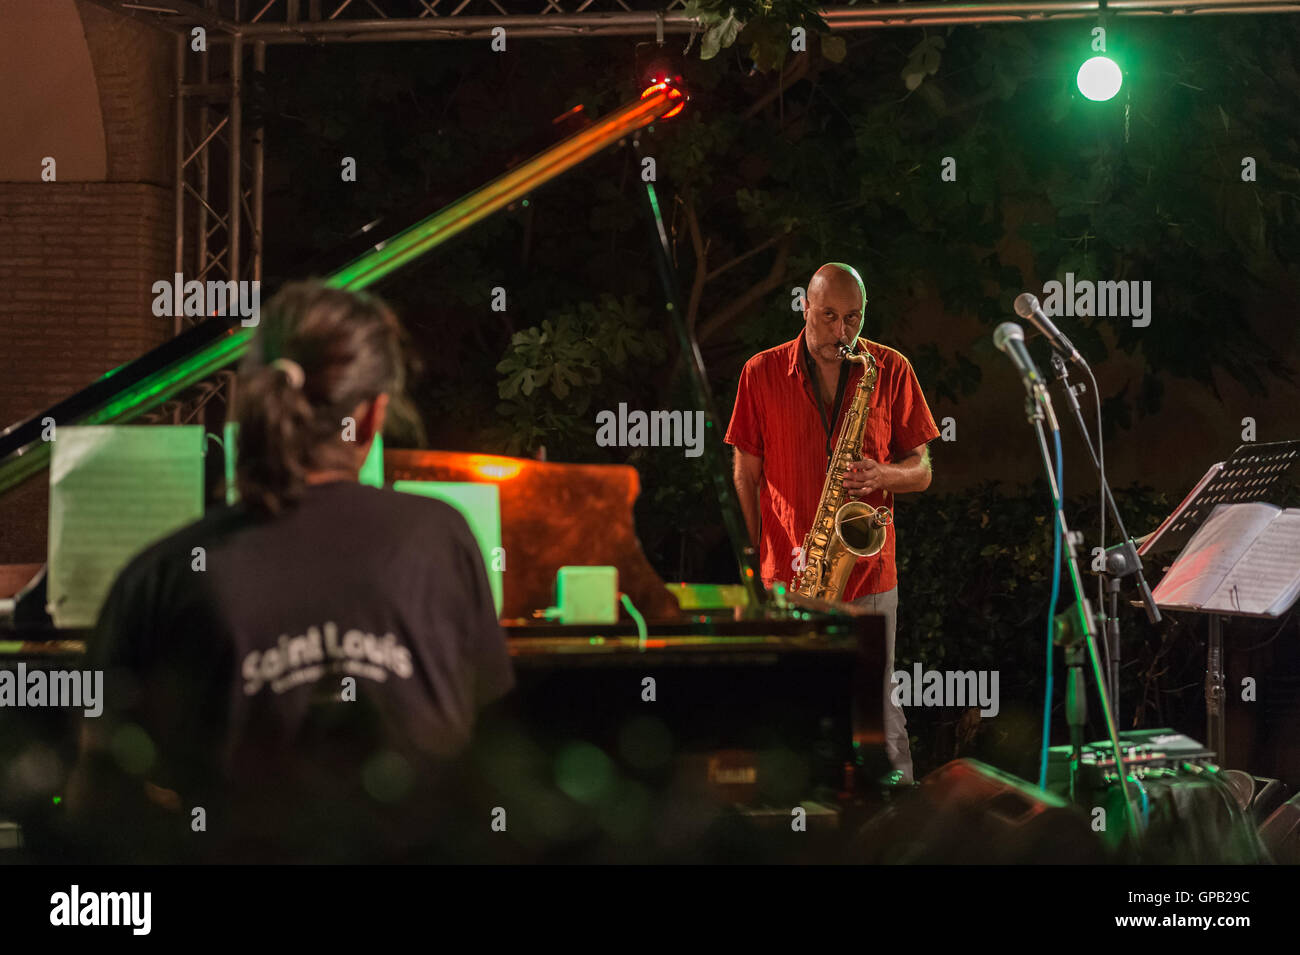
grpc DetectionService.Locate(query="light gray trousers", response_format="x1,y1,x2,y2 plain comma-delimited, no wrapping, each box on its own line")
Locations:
852,586,913,783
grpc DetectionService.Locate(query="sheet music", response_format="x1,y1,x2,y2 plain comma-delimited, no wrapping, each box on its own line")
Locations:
1204,510,1300,615
48,426,204,628
1151,502,1280,610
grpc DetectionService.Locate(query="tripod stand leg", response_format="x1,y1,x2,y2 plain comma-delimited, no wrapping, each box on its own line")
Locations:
1205,614,1227,764
1066,651,1086,804
1107,579,1122,726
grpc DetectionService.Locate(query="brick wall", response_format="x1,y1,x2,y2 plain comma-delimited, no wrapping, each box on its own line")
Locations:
0,183,174,563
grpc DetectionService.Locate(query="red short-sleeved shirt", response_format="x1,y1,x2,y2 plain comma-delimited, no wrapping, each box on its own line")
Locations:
725,330,940,600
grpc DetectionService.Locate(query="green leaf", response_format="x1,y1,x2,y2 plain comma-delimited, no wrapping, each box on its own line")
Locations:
821,34,847,64
902,35,944,91
701,13,742,60
748,34,787,73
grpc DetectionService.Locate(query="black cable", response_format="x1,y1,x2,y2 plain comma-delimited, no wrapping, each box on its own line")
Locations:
1232,609,1294,654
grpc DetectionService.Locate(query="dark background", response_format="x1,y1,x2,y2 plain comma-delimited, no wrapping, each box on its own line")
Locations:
252,18,1300,781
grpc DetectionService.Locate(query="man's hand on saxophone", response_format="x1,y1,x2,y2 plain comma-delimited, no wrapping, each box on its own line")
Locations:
843,446,933,497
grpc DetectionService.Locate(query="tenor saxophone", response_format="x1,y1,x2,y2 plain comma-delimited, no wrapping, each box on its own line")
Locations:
792,339,893,602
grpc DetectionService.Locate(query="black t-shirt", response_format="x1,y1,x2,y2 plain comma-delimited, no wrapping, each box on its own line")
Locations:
86,481,514,861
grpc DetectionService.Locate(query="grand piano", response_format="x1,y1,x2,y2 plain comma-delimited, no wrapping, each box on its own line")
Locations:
0,81,887,861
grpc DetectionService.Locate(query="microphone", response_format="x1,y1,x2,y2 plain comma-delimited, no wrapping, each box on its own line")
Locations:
993,322,1045,392
1014,292,1082,366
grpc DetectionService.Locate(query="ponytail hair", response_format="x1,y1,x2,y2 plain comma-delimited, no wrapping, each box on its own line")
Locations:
236,281,412,515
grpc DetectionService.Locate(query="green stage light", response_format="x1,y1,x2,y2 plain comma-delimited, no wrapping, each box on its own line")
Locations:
1077,55,1122,102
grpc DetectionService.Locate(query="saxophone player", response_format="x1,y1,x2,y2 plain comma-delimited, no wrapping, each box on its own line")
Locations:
725,263,940,783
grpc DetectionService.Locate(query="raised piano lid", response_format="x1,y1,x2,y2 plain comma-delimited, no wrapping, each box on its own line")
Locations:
387,449,680,622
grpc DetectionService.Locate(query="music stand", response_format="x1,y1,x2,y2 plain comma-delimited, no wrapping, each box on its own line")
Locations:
1140,440,1300,557
1145,440,1300,765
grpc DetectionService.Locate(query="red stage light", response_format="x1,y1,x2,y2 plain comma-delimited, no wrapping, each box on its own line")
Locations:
640,81,685,120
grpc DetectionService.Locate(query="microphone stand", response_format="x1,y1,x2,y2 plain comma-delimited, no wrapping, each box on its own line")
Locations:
1048,353,1162,730
1022,378,1141,843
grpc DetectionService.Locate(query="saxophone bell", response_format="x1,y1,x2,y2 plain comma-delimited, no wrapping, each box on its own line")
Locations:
833,499,892,558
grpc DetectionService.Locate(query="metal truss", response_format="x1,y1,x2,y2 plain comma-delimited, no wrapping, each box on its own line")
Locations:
88,0,1300,42
137,371,237,426
168,28,263,330
160,19,263,424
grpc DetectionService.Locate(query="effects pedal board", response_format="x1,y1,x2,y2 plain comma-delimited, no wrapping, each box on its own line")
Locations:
1046,728,1216,791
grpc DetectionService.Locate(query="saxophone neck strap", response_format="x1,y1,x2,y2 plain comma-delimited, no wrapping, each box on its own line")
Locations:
802,338,852,464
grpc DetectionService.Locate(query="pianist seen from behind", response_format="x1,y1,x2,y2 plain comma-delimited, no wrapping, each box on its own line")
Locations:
66,280,514,863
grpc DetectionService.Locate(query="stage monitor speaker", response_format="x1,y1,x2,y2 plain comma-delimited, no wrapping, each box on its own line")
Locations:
1259,793,1300,864
853,758,1105,864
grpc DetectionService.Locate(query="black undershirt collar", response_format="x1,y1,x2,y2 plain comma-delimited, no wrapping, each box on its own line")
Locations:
802,338,851,464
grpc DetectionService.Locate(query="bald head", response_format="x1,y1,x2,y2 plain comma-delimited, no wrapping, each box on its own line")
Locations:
808,263,867,315
803,263,867,366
